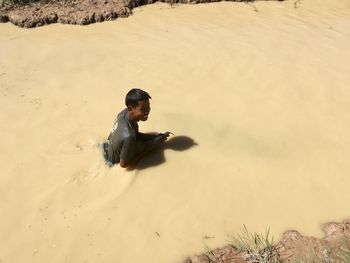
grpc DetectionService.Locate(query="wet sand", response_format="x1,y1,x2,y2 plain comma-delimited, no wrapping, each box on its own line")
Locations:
1,0,350,262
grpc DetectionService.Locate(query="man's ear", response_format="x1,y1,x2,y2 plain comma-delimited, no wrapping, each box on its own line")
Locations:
127,105,133,111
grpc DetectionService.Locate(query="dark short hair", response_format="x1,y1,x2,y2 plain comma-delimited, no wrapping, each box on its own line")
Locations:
125,88,151,107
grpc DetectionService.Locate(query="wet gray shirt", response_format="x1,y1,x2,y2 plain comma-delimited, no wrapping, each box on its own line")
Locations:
107,108,138,164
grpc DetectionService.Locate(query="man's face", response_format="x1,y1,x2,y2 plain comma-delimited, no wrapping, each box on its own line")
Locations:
131,100,151,122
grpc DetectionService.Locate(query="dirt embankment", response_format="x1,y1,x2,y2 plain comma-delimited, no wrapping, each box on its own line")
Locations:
0,0,283,28
184,219,350,263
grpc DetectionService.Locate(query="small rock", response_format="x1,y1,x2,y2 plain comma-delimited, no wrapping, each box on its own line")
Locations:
0,14,9,23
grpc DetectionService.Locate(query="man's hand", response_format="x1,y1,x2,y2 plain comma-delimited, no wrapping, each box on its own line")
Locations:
157,131,174,142
153,134,167,144
152,131,173,144
119,132,174,169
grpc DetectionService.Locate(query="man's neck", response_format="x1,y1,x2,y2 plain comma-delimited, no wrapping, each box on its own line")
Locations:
127,110,138,124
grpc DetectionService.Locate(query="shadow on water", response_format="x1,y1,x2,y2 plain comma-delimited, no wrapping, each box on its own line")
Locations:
130,135,198,171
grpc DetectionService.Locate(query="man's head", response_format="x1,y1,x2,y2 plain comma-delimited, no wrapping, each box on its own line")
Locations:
125,88,152,122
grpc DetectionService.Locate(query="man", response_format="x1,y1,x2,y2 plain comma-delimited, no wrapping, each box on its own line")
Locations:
104,88,170,168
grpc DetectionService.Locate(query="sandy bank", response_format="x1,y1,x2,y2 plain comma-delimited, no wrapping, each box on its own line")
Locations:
0,0,283,28
185,219,350,262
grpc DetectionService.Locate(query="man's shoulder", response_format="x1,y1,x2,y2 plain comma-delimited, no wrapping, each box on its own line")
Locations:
117,108,128,119
112,109,129,130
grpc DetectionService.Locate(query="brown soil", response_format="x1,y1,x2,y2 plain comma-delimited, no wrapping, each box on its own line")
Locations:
183,219,350,263
0,0,282,28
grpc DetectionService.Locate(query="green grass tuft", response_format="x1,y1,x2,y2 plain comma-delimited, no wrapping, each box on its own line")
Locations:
230,225,281,263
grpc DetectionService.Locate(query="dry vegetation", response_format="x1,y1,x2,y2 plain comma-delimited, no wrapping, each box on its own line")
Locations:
184,220,350,263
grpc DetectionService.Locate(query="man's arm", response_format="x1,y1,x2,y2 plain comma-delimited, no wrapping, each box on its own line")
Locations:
120,159,130,168
137,131,173,142
120,135,167,168
136,132,159,141
120,145,153,168
119,136,136,168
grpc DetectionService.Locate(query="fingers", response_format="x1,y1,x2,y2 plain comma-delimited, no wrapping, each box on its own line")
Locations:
153,135,165,144
162,131,173,138
154,132,172,144
157,133,168,140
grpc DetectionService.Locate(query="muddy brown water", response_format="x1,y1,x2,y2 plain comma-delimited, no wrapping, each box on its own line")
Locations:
1,0,350,262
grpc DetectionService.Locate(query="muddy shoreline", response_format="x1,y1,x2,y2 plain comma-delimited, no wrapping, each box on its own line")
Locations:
0,0,282,28
184,219,350,263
